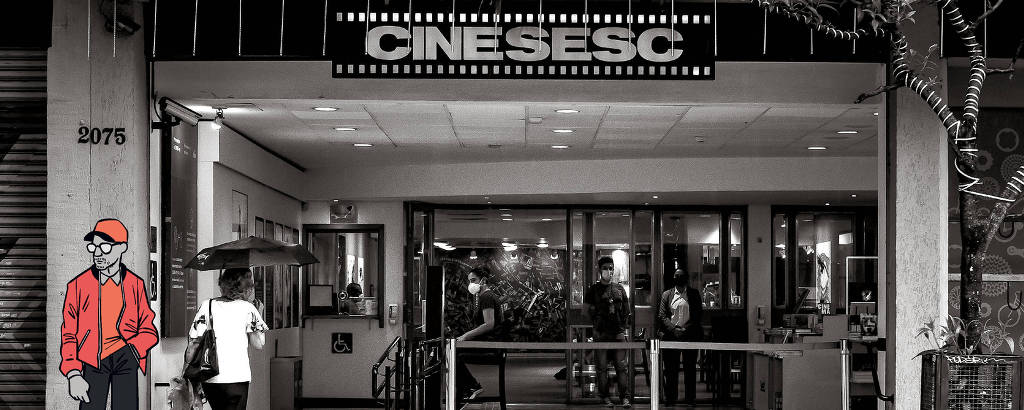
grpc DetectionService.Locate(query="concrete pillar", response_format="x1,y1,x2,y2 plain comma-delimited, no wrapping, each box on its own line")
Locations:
46,1,150,409
890,5,948,408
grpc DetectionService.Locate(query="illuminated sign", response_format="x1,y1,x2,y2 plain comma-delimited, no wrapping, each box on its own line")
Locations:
330,8,715,79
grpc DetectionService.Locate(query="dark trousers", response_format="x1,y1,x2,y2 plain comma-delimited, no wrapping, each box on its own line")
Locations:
80,346,138,410
594,332,630,400
202,382,250,410
455,349,491,395
662,347,698,403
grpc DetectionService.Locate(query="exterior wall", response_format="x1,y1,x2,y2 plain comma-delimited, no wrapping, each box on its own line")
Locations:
300,202,405,399
46,1,151,409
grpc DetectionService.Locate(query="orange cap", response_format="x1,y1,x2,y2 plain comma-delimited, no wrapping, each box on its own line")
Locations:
83,219,128,243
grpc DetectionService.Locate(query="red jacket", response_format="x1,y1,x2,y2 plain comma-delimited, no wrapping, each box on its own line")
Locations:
60,265,159,376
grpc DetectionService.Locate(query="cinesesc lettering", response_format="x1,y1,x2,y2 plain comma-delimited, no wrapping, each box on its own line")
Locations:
366,26,684,63
77,127,126,145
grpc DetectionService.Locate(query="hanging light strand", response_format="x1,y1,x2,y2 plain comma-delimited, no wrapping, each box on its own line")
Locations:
365,0,371,55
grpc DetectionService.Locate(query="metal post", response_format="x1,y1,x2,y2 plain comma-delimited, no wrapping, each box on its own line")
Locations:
840,339,850,410
649,339,660,409
446,339,457,410
385,365,392,410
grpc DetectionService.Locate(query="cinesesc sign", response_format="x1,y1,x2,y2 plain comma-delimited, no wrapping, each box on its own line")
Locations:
330,6,715,80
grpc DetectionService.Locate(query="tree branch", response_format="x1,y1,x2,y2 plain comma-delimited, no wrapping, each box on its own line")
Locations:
986,37,1024,80
751,0,890,42
980,165,1024,255
970,0,1005,29
891,34,961,137
938,0,988,129
855,84,902,103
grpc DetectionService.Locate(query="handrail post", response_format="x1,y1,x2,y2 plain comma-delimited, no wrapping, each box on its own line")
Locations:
446,338,457,410
840,339,850,410
650,339,660,409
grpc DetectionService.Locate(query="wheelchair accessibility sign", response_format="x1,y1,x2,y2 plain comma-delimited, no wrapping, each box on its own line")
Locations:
332,333,353,354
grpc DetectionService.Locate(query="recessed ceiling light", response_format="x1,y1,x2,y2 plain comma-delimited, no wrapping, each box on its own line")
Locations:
851,194,858,198
353,143,373,147
552,129,574,134
551,145,571,149
313,107,338,112
873,112,879,116
502,218,513,221
333,199,339,202
537,242,550,248
807,146,828,150
825,202,831,206
644,202,650,206
555,109,579,114
836,130,859,134
652,195,659,199
542,218,552,221
334,127,357,131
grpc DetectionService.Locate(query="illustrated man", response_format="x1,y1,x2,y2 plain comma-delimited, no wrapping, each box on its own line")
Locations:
61,219,159,409
585,256,631,408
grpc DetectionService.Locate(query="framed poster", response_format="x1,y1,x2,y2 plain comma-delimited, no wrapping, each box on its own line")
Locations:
231,191,248,240
161,122,199,336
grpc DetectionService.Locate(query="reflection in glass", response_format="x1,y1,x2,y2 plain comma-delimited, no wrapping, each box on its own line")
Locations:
772,214,788,308
633,211,655,307
728,213,744,308
433,209,568,342
306,231,379,315
663,213,722,309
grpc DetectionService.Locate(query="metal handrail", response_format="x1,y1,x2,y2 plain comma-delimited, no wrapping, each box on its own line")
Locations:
371,336,404,403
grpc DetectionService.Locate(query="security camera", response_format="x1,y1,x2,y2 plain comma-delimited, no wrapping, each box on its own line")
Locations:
100,0,141,36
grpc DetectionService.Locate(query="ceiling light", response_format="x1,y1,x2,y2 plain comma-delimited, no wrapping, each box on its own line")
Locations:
825,202,831,206
502,218,513,221
836,130,859,134
807,146,828,150
551,145,571,149
333,199,339,202
644,202,650,206
542,218,552,221
500,213,512,217
555,109,579,114
484,196,490,200
552,129,574,134
469,250,478,260
313,107,338,112
353,143,373,147
652,195,659,199
334,127,358,131
851,194,858,198
873,112,879,116
537,242,550,248
499,208,511,211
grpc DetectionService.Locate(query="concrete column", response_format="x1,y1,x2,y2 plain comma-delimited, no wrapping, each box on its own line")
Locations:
890,5,948,408
46,1,150,409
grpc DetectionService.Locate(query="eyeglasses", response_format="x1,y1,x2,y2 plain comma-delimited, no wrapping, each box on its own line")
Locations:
86,242,116,254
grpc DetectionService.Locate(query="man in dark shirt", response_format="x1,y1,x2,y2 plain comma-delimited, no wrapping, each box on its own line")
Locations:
584,256,631,407
454,266,501,406
658,269,704,405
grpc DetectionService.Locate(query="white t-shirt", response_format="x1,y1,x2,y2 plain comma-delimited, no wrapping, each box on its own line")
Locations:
189,298,268,383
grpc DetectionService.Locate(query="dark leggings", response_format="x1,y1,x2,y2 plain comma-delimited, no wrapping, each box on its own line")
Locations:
202,382,250,410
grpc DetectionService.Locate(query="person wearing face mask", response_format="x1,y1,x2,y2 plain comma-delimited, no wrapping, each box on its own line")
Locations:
658,269,704,406
453,266,501,408
584,256,632,408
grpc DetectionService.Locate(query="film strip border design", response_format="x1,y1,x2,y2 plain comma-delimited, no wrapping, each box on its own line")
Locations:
337,12,714,25
333,62,713,79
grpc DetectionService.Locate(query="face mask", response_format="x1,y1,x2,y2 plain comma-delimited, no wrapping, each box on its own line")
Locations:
674,275,689,288
468,283,481,295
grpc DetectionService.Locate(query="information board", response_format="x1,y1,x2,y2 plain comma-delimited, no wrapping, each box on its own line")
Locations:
161,123,199,337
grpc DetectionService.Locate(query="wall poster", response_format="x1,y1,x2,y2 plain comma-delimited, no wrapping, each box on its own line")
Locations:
231,190,248,240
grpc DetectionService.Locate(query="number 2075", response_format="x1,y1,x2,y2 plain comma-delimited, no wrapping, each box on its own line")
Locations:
78,127,126,145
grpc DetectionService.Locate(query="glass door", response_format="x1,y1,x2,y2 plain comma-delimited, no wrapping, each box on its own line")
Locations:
567,210,633,402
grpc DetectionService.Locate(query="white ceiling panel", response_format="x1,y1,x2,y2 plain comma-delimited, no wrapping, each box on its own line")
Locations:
733,128,807,140
745,116,830,130
364,102,448,114
593,140,659,150
531,115,605,128
527,104,608,117
606,105,689,117
665,128,739,138
601,117,678,129
679,106,767,127
527,127,597,143
387,126,459,145
447,104,524,120
596,127,669,141
452,118,524,128
291,110,372,120
761,106,849,118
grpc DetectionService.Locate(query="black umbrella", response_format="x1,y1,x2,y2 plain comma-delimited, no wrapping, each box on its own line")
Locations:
185,236,319,271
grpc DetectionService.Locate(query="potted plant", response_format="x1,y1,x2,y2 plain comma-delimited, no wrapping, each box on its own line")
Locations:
917,316,1021,409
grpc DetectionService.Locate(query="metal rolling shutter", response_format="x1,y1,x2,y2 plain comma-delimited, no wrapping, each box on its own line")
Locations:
0,48,47,410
